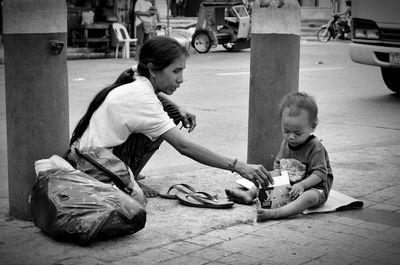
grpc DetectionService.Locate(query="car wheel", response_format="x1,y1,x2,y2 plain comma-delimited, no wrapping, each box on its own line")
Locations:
317,28,331,42
191,31,211,53
381,67,400,93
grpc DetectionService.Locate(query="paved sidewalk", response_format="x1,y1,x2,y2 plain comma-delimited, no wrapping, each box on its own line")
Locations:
1,144,400,265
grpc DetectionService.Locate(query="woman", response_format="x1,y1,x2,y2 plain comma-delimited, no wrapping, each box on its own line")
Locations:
70,36,273,197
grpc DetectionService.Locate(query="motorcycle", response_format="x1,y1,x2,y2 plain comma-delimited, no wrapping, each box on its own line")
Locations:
317,14,351,42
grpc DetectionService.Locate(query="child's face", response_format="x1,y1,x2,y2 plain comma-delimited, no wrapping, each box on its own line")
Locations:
281,108,315,147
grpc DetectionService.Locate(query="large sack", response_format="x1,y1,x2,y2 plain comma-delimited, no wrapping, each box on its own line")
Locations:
30,163,146,245
67,147,147,206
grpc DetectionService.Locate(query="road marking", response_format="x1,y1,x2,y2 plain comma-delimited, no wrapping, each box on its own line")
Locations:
301,67,343,72
217,67,344,76
217,72,249,76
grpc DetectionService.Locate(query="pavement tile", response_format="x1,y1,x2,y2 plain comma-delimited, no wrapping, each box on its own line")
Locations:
269,252,312,265
386,195,400,206
238,246,276,259
369,227,400,243
133,248,180,263
206,229,244,241
351,259,385,265
359,199,379,208
160,254,211,265
163,240,205,254
202,261,228,265
341,226,390,240
302,259,339,265
370,202,400,212
216,253,264,265
386,242,400,254
110,255,158,265
324,232,366,247
213,235,266,253
279,231,318,245
305,229,336,241
373,186,400,198
340,239,391,258
295,244,331,260
55,257,105,265
360,194,393,203
239,238,309,261
309,252,359,265
357,221,392,232
330,216,365,226
225,223,259,234
321,221,350,233
189,247,232,261
185,234,226,247
303,238,347,254
369,250,400,265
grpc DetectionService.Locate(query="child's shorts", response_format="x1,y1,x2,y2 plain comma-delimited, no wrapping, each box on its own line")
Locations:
309,188,328,208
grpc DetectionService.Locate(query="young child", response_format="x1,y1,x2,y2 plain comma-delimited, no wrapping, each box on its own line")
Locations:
225,92,333,221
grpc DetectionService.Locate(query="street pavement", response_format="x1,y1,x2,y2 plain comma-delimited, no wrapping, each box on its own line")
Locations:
1,44,400,265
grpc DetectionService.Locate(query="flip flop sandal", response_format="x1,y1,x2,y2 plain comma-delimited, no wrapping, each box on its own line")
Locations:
176,192,234,209
159,183,197,199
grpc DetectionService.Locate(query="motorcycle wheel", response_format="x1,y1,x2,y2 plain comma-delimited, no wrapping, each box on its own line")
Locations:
191,31,211,53
317,28,331,42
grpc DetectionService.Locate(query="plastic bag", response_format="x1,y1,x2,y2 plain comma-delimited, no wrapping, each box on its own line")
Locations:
67,147,147,207
30,164,146,245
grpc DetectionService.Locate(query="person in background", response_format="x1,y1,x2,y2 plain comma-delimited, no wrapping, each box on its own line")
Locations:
335,0,351,39
134,0,159,58
175,0,185,17
150,0,160,37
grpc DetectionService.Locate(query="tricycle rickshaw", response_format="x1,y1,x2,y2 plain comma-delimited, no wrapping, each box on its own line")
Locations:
191,0,251,53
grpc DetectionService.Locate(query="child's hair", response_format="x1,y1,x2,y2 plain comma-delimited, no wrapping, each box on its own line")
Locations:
279,92,319,127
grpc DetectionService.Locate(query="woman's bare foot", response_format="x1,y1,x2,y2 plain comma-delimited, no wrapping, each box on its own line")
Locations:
138,182,159,197
225,187,258,205
256,199,279,222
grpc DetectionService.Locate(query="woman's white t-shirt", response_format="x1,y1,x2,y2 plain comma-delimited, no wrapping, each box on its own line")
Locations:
78,76,175,150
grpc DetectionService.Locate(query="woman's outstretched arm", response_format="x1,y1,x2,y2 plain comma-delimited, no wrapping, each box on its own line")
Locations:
161,127,273,188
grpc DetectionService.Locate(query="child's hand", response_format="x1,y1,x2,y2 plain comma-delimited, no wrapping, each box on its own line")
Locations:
288,183,305,200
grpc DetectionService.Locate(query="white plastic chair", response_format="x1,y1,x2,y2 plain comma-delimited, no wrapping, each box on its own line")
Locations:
112,23,137,59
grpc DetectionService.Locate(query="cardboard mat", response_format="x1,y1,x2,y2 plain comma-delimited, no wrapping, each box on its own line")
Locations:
303,189,364,214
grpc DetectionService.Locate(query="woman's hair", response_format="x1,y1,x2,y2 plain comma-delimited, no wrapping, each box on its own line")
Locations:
279,91,319,126
70,36,189,146
137,36,189,77
70,68,135,145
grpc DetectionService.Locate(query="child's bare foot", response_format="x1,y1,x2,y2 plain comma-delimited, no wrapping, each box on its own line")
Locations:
256,199,279,222
225,187,257,205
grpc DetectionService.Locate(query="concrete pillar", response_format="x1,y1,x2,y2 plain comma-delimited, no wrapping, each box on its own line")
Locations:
247,0,300,169
3,0,69,220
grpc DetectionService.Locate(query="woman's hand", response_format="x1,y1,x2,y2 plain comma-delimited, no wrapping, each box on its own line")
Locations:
235,162,274,189
179,108,196,133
